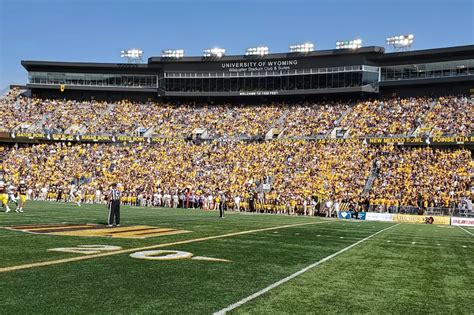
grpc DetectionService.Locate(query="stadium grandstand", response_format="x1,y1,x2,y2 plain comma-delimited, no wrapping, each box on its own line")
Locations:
1,0,474,311
0,44,472,218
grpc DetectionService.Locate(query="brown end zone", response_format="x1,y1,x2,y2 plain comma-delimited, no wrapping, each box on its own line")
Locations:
4,224,191,239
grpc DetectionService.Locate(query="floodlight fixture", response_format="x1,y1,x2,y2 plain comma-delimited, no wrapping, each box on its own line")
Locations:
245,46,269,56
289,42,314,53
120,49,143,63
336,39,362,50
203,47,226,58
162,49,185,58
386,34,414,51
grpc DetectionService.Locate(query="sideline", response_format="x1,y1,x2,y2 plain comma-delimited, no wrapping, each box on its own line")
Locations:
458,226,473,236
0,221,330,273
213,223,401,315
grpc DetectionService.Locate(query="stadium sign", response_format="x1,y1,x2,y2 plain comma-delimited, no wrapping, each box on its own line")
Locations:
450,217,474,227
221,59,298,72
239,91,279,96
81,135,112,141
2,133,473,147
394,214,450,225
337,211,366,220
368,137,424,145
365,212,394,222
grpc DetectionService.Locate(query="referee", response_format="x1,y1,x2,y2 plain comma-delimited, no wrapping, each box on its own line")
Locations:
107,183,121,227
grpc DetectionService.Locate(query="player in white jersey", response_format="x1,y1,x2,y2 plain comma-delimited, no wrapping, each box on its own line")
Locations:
7,183,18,207
68,185,81,206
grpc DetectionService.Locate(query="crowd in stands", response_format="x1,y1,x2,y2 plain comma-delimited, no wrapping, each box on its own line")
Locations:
339,98,432,137
280,102,349,137
0,89,472,216
0,90,472,138
0,141,471,215
424,96,474,136
370,146,472,210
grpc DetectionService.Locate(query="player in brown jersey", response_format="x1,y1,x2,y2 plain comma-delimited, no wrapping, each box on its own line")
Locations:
16,180,27,213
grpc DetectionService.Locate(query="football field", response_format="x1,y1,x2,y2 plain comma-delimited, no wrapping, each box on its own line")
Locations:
0,201,473,314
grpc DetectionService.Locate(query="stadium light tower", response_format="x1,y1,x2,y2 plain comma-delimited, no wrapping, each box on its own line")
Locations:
245,46,269,56
289,42,314,53
336,39,362,50
203,47,226,58
162,49,185,58
120,49,143,63
386,34,414,51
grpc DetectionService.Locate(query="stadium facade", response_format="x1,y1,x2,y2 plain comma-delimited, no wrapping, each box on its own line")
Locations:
22,45,474,101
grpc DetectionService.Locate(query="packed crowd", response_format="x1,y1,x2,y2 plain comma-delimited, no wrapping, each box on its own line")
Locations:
370,146,472,210
339,98,432,137
424,96,474,136
1,89,472,138
280,102,350,137
0,141,471,214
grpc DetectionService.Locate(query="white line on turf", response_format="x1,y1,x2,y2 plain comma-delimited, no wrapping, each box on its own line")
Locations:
458,226,473,236
0,221,330,273
213,223,401,315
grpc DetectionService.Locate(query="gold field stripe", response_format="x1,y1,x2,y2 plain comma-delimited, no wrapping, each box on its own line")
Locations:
112,230,192,239
109,228,176,237
0,221,329,273
48,226,157,237
19,225,93,231
7,224,77,229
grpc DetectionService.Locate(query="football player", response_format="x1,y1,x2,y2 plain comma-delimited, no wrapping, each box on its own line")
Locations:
0,181,12,213
7,182,18,207
16,180,27,213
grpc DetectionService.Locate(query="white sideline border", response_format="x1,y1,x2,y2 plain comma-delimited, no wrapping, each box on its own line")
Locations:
214,223,401,315
458,226,474,236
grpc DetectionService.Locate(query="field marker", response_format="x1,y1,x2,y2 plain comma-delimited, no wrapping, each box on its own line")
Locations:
458,226,474,236
0,221,329,273
213,223,401,315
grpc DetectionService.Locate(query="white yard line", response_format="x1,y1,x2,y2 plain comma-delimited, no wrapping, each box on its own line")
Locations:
214,223,401,315
0,221,329,273
458,226,474,236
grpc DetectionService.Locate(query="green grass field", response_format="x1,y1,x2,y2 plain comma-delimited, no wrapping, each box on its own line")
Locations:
0,201,473,314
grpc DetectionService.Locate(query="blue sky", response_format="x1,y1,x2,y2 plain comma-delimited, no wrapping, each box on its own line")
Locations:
0,0,473,89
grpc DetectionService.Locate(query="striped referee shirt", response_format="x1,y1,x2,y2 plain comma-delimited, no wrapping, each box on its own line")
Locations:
110,188,121,201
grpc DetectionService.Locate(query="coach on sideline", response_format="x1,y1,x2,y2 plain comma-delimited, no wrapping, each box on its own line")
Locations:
107,183,121,227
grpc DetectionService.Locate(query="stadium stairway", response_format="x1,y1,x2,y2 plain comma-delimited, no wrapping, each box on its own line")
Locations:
87,103,116,134
266,109,290,139
142,126,156,137
26,113,50,132
327,105,354,137
412,100,437,137
64,124,87,135
362,161,379,194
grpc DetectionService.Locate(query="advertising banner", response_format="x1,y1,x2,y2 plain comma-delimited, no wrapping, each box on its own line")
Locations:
394,214,450,225
365,212,395,222
338,211,366,220
450,217,474,227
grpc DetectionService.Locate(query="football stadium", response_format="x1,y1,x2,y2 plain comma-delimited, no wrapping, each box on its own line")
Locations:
1,1,473,314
